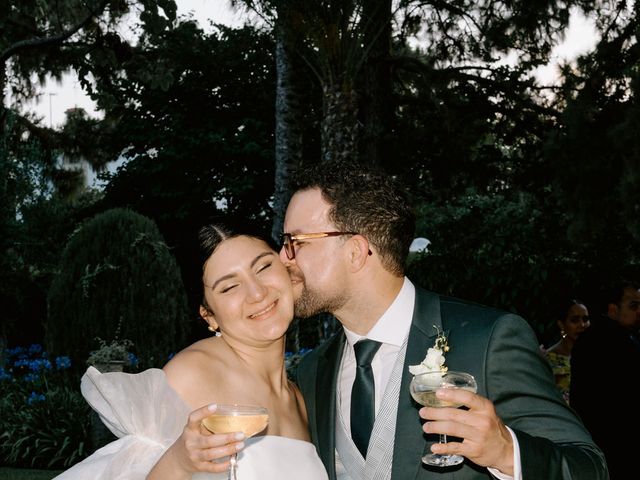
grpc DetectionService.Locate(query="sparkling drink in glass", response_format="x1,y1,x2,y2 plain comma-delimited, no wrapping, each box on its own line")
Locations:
410,371,477,467
201,404,269,479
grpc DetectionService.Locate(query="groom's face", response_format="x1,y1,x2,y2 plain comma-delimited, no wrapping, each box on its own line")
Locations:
279,188,350,318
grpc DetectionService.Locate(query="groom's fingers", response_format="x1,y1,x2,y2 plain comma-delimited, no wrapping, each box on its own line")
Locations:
418,389,487,421
435,387,481,408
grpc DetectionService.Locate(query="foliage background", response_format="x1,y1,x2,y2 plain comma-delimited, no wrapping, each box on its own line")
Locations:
2,0,638,349
1,0,639,469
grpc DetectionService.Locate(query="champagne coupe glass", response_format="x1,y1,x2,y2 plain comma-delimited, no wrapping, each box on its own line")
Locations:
201,404,269,480
410,371,477,467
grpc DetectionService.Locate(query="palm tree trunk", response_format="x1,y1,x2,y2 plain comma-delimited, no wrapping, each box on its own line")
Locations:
359,0,392,165
321,84,359,162
271,10,305,243
0,66,7,135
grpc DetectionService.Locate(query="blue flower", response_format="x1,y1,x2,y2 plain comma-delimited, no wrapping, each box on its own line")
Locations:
6,346,25,358
24,373,40,383
27,391,46,405
28,359,52,372
55,356,72,370
0,368,11,381
14,358,29,368
28,344,43,355
128,352,139,368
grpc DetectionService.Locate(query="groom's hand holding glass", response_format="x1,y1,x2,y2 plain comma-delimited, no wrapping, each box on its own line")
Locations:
418,386,515,475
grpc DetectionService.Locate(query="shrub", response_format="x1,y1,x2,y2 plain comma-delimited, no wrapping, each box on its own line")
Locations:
46,208,189,368
407,191,594,341
0,345,90,469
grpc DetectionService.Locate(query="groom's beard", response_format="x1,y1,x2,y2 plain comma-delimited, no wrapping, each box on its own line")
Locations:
289,267,346,319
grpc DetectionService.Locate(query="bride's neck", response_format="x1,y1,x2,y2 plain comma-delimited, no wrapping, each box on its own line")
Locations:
225,338,288,386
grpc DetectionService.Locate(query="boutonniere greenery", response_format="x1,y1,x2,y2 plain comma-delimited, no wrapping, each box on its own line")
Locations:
408,325,449,375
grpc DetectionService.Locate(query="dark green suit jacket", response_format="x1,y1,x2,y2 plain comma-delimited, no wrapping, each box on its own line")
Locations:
297,286,608,479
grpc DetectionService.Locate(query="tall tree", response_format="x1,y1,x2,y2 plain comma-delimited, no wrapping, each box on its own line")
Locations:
2,0,119,127
80,22,278,330
238,0,395,164
359,0,393,165
271,4,309,241
0,0,181,196
546,0,640,250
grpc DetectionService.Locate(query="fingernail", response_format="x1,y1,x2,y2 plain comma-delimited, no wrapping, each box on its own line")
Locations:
208,403,217,412
436,389,445,397
235,441,245,450
234,432,245,441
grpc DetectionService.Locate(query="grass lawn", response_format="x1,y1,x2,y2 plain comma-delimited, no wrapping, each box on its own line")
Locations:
0,468,63,480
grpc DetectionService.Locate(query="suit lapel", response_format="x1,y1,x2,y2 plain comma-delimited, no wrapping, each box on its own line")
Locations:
391,288,442,480
316,331,346,478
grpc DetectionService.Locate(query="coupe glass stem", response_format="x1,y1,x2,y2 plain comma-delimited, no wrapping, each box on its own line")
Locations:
228,452,238,480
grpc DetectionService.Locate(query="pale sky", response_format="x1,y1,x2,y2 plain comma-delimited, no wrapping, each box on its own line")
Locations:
15,1,244,128
16,3,598,129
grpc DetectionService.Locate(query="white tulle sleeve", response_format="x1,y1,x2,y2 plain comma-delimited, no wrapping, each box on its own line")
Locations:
54,366,191,480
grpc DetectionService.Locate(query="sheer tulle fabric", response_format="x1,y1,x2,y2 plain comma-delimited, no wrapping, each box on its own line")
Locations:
54,367,328,480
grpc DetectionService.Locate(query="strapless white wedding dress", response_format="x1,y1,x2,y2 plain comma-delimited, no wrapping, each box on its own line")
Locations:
54,367,328,480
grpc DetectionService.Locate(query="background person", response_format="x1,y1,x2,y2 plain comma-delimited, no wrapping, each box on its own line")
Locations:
570,280,640,480
543,298,591,404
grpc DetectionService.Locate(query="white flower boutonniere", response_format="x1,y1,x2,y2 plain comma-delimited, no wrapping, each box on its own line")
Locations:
408,326,450,376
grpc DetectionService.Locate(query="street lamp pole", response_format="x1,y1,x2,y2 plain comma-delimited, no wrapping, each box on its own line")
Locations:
48,92,56,128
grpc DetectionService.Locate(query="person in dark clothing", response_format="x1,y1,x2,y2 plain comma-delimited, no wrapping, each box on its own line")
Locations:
571,280,640,480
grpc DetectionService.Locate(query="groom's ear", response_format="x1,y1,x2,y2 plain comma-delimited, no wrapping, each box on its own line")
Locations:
347,234,372,272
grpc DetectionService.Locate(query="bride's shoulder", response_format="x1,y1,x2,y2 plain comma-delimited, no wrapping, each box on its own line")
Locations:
165,337,219,368
162,338,220,395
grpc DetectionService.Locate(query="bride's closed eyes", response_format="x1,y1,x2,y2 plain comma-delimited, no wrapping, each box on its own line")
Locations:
211,252,276,294
218,263,272,294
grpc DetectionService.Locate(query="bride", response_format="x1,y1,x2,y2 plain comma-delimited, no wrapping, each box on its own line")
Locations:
55,224,328,480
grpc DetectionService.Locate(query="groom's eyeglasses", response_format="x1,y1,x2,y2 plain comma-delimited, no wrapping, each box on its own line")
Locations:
281,232,358,260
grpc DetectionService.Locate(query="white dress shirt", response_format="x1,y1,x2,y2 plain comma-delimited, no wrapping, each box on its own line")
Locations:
336,277,521,480
339,278,415,422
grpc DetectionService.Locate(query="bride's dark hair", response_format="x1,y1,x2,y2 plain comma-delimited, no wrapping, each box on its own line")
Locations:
197,220,276,272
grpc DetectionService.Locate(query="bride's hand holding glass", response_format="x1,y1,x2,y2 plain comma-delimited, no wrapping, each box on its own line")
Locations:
201,404,269,480
163,403,247,476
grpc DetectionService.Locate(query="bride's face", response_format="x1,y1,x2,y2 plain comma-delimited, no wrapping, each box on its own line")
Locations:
201,235,294,345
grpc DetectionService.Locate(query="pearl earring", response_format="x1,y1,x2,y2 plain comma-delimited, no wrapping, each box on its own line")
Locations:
561,329,567,339
208,326,222,337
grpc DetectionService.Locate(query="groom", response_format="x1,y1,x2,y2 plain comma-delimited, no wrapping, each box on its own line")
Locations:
279,158,607,480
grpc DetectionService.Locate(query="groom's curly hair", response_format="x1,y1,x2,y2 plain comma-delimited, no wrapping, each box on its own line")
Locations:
290,159,415,276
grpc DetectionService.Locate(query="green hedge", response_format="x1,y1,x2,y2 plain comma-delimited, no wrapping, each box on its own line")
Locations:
46,208,189,368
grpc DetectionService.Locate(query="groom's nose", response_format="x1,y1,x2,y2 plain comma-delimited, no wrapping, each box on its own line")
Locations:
278,245,292,264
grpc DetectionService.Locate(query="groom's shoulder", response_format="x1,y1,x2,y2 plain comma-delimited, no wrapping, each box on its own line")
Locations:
415,285,524,324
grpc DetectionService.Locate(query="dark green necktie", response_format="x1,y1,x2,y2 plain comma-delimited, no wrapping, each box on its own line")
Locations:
351,339,382,458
